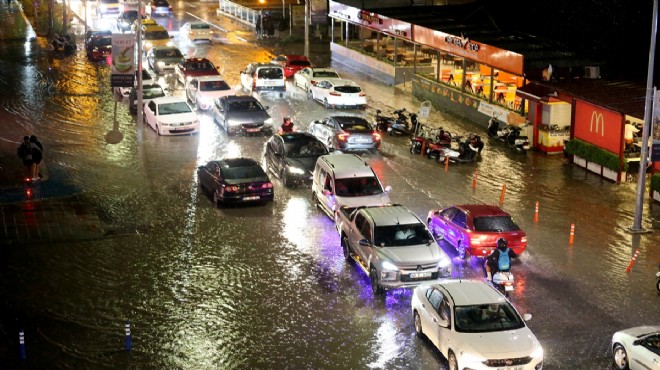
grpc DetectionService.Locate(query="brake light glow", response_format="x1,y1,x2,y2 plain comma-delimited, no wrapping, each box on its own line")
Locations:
359,92,366,96
372,132,381,141
262,182,273,189
329,92,341,96
337,133,349,142
521,236,527,243
310,80,318,86
224,185,239,192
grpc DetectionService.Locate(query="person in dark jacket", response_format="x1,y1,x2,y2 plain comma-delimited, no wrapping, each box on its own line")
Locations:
484,238,518,281
29,135,43,181
17,136,32,181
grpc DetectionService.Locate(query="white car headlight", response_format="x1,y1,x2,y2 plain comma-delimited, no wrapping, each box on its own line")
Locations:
157,61,165,67
381,261,398,271
287,166,305,175
145,42,153,48
531,345,544,359
226,119,240,127
460,351,486,365
198,95,213,105
166,41,174,47
264,117,273,126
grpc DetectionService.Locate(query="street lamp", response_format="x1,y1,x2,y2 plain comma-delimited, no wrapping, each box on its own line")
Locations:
259,0,265,38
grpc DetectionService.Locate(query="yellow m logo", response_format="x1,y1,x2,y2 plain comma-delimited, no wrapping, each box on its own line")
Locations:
589,111,605,137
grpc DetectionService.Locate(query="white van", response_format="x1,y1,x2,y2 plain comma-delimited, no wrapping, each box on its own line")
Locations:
312,154,392,222
240,62,286,94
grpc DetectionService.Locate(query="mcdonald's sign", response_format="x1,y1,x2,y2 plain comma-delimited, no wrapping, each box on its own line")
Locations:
574,100,623,154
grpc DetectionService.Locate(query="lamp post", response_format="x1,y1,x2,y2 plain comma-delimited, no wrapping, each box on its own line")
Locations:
258,0,265,38
304,0,308,57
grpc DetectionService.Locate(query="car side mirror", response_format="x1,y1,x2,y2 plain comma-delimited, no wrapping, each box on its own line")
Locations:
384,185,392,193
322,189,332,196
632,339,642,346
358,239,370,247
264,106,270,110
328,148,335,153
523,313,532,321
436,317,449,328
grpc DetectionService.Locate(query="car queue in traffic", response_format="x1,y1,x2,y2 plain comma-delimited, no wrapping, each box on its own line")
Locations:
78,2,660,369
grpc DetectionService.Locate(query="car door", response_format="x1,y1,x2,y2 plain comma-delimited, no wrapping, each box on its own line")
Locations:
351,213,372,262
418,288,446,349
212,99,227,126
435,208,457,245
270,138,285,176
318,118,336,145
298,68,310,89
321,170,336,215
144,101,158,130
449,210,469,248
312,80,330,101
635,334,660,369
186,78,198,103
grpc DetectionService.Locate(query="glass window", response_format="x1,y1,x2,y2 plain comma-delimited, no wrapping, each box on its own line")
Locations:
473,216,521,232
334,177,382,197
428,289,443,311
359,218,372,244
221,165,266,180
373,223,432,247
199,80,231,92
157,101,192,115
452,211,467,229
454,303,525,333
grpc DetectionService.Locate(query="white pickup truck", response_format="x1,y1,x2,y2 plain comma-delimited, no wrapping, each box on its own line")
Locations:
337,204,452,295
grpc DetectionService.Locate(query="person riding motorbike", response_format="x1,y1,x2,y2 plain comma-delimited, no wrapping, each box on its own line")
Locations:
279,117,294,134
484,238,518,282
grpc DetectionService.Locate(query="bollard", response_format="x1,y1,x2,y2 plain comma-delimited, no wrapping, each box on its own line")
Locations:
444,155,449,172
125,321,132,352
569,223,575,245
420,140,426,159
625,249,641,272
472,170,477,189
19,329,26,360
499,183,506,206
534,201,539,223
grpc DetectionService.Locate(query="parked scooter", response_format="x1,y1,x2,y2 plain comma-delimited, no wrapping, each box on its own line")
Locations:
409,127,454,156
437,135,481,163
388,111,414,136
487,118,529,153
375,108,409,134
48,34,77,56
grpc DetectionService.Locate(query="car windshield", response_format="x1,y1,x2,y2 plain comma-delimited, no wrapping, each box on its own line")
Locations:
374,224,432,246
188,61,215,70
222,165,265,180
283,138,328,158
334,176,382,197
100,0,118,4
334,85,361,94
454,303,525,333
190,23,210,30
157,101,191,115
289,60,311,67
145,31,169,40
473,216,520,232
314,71,339,78
154,0,169,6
94,37,112,46
257,68,283,79
153,48,182,58
138,70,152,80
142,86,165,99
121,11,138,19
200,80,231,91
227,100,264,112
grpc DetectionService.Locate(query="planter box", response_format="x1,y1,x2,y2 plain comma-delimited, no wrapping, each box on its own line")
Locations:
587,161,602,174
573,156,587,168
602,167,619,182
653,190,660,203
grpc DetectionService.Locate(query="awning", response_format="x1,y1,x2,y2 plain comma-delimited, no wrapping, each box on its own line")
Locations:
516,83,557,102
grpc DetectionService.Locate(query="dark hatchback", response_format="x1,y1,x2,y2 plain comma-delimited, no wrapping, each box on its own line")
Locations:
264,132,329,187
197,158,274,206
85,33,112,61
117,10,141,32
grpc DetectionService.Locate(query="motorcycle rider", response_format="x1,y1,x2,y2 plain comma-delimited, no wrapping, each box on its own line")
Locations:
279,116,294,134
484,238,518,282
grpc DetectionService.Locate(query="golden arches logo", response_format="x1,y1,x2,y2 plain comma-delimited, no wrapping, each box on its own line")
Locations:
589,111,605,137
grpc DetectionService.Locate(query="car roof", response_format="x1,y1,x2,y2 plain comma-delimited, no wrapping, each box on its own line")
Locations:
330,115,371,124
277,132,319,142
436,280,506,306
144,24,166,31
361,205,420,226
192,75,226,82
310,67,337,72
285,55,310,61
152,96,187,104
151,45,179,51
324,79,356,86
220,95,257,102
216,158,259,168
251,63,282,68
318,154,374,179
453,204,511,217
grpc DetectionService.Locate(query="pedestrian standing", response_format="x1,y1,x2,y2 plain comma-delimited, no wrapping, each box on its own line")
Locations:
17,136,32,181
29,135,43,181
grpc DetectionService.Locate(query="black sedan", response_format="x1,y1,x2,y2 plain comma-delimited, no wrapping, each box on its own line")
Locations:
197,158,274,206
117,10,141,33
264,132,329,187
85,33,112,61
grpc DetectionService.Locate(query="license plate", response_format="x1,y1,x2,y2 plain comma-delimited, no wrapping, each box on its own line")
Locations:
264,80,279,86
243,196,260,201
497,366,523,370
410,272,432,279
246,128,260,132
355,138,372,143
504,285,514,291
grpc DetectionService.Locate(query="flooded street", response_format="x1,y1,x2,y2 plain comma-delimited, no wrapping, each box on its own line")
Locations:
0,1,658,368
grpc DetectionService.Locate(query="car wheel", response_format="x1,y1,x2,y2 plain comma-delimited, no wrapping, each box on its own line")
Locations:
427,219,440,239
448,351,459,370
413,311,424,337
156,124,162,136
370,267,384,295
613,344,630,370
307,88,313,99
280,168,289,187
323,98,330,109
457,241,467,260
326,137,333,149
212,191,220,207
341,235,351,261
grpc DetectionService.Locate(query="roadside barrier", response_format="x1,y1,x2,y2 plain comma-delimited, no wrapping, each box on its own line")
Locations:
569,223,575,245
472,170,477,189
534,201,539,223
625,249,641,272
420,140,426,159
444,155,449,172
499,183,506,206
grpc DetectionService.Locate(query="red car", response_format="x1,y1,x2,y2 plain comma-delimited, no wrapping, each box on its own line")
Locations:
175,57,220,85
272,54,312,78
86,34,112,61
426,204,527,259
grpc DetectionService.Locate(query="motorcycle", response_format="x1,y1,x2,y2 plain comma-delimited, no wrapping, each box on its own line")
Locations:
388,111,414,136
487,118,529,153
375,108,409,135
437,135,480,163
48,35,77,56
492,270,515,297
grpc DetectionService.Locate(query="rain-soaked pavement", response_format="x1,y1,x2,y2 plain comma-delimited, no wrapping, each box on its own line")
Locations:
0,1,658,368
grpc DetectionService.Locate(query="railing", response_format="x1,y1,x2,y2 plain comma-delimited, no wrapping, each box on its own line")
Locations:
217,0,259,27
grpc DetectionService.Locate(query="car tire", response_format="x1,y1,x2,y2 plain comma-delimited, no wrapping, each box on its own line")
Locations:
370,267,384,295
327,137,333,149
307,88,313,99
413,311,424,337
613,344,630,370
341,235,351,261
324,98,330,109
212,191,220,208
457,241,467,260
280,168,289,187
448,351,459,370
427,219,440,239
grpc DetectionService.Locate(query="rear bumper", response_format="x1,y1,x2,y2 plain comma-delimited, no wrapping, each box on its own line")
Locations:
219,192,274,203
255,86,286,93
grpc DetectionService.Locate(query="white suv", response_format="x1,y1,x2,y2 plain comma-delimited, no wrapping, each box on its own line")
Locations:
411,280,544,370
240,62,285,94
311,154,391,221
337,205,452,295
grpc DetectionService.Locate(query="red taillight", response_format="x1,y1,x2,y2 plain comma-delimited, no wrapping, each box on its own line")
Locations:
310,80,318,86
262,182,273,189
337,133,349,142
359,92,366,96
223,185,239,192
329,91,341,96
372,132,381,141
189,31,194,35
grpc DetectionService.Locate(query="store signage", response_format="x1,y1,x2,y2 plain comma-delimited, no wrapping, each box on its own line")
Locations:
574,100,622,155
358,11,382,25
444,34,480,52
589,111,605,136
110,33,136,88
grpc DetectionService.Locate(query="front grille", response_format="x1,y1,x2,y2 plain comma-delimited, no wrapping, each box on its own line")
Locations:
485,357,532,367
401,272,438,282
398,262,438,270
168,128,195,134
241,123,263,129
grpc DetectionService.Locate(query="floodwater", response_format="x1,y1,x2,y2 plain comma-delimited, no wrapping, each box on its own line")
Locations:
0,2,658,368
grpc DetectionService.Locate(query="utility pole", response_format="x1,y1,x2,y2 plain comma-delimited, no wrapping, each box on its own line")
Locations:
304,0,309,57
136,0,144,143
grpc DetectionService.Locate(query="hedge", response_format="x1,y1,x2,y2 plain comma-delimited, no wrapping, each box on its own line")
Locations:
651,174,660,193
564,138,628,172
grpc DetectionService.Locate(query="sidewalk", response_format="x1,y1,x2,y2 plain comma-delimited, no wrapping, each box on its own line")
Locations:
0,0,109,245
